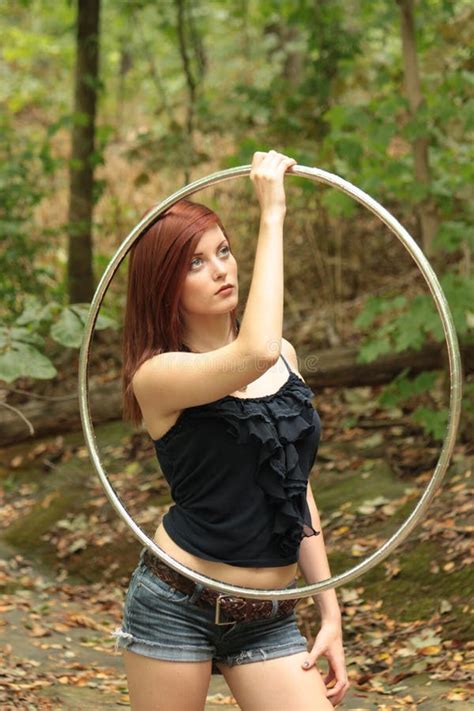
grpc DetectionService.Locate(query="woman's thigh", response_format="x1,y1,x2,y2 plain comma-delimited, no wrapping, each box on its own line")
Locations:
113,561,217,709
217,650,333,711
123,651,212,711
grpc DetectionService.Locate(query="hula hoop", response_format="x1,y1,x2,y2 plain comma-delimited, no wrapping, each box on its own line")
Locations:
78,165,462,601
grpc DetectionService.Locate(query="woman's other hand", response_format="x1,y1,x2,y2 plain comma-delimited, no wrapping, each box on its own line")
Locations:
250,150,296,217
301,620,350,706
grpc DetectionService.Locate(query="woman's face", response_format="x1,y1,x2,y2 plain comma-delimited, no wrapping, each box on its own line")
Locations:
180,224,239,317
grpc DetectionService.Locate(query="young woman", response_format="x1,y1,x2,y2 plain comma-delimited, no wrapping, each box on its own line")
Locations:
113,150,349,710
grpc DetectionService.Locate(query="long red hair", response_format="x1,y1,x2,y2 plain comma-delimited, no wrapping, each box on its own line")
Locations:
122,198,239,426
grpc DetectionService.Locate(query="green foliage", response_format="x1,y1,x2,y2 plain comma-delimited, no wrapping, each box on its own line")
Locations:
375,369,451,442
126,124,210,181
460,380,474,436
378,370,439,408
355,268,472,443
0,325,55,381
0,295,118,383
50,303,117,348
228,0,360,149
0,1,74,116
355,274,473,364
0,117,49,318
320,189,357,218
354,296,407,330
435,221,474,254
412,405,449,440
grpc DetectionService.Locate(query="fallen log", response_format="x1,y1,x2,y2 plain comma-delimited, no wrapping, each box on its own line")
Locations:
1,342,471,446
303,341,472,389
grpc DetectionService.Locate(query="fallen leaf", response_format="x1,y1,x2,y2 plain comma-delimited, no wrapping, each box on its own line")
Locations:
419,645,442,656
28,623,51,638
445,688,470,701
440,599,453,614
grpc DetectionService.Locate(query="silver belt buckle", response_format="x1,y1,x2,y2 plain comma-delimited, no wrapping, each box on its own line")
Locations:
215,595,236,626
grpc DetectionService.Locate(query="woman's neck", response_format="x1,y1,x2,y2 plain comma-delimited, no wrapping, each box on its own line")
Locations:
181,318,239,353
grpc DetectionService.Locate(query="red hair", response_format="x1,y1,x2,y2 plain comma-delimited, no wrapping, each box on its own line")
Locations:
122,198,239,426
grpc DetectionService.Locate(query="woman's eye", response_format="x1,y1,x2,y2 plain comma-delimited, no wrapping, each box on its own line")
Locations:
190,245,230,270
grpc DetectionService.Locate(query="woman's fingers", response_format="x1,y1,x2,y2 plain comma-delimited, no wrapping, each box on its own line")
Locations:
270,154,296,170
280,156,297,174
250,151,295,180
325,657,350,705
251,149,281,162
323,659,350,705
251,151,267,165
326,676,350,706
251,150,295,167
249,149,296,213
264,149,284,164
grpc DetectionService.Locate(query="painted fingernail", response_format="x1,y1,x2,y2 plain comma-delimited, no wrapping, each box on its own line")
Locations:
303,661,309,668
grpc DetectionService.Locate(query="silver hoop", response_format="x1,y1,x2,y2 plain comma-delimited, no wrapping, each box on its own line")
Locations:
78,165,462,601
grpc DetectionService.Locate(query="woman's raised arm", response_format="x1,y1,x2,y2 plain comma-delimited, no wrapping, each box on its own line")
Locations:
133,150,296,414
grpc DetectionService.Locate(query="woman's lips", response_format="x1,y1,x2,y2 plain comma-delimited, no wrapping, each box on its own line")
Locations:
216,286,234,295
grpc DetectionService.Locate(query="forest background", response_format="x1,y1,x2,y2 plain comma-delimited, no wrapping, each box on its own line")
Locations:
0,0,472,709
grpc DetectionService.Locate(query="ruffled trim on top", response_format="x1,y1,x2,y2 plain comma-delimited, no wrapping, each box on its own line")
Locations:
186,374,320,558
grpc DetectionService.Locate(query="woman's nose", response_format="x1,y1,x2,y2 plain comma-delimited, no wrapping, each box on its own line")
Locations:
213,260,227,276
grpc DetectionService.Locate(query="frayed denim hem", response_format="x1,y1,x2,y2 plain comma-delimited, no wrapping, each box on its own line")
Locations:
111,626,134,653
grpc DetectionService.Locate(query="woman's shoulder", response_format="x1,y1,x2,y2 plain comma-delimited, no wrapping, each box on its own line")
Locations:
281,337,303,379
131,355,156,395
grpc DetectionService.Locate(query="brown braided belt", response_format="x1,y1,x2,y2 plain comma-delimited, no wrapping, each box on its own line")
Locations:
142,549,301,625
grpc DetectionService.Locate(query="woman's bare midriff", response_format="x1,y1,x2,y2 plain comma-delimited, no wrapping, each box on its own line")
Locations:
153,523,298,590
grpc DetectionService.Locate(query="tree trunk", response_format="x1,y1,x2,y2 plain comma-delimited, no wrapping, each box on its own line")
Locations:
117,45,132,130
1,342,471,446
67,0,101,303
175,0,197,184
397,0,438,256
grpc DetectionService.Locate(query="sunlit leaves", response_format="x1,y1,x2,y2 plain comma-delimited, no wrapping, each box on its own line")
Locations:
50,303,117,349
0,326,56,381
0,296,118,382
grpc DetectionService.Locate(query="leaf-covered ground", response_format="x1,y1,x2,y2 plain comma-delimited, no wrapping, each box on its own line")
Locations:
0,541,471,710
0,385,472,709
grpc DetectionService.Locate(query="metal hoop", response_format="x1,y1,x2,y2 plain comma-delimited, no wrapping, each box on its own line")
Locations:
78,165,462,601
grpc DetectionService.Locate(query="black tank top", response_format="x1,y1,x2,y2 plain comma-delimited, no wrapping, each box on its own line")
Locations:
152,353,321,567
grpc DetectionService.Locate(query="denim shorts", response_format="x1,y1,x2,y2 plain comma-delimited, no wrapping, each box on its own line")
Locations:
112,548,308,675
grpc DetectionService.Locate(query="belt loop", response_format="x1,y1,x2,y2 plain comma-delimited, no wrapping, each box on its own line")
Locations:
188,582,204,605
